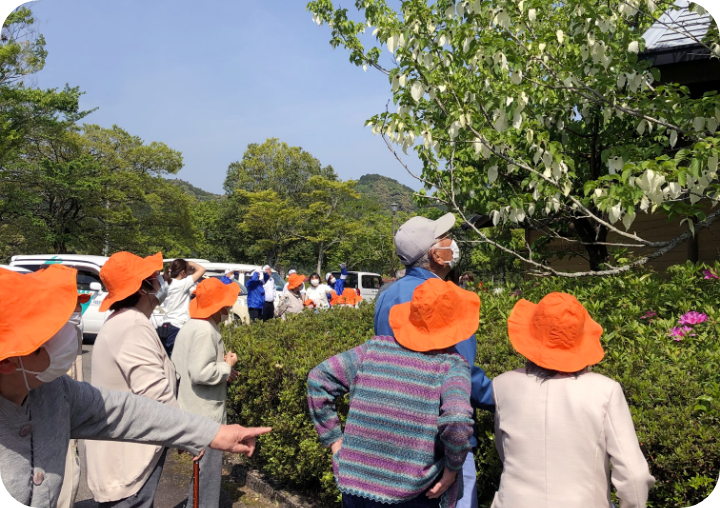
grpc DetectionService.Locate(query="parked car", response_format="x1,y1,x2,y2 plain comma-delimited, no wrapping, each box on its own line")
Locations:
0,264,31,273
330,271,383,301
10,254,165,340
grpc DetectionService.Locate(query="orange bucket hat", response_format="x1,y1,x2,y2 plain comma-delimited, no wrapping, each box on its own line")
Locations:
99,252,163,312
189,277,240,319
287,273,306,291
390,278,480,352
331,288,363,306
507,292,604,372
0,265,78,361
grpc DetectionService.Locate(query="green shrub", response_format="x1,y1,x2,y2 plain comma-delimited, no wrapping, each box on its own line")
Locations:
224,262,720,507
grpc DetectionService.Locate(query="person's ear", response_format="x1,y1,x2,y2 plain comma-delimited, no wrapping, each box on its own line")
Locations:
0,358,18,375
429,247,443,264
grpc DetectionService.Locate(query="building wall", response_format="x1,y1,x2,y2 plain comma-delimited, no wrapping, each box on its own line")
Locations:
525,208,720,275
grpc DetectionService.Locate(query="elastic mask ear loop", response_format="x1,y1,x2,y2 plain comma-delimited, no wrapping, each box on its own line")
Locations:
17,357,32,392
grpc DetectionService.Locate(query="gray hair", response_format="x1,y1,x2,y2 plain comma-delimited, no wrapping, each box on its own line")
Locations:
405,239,444,269
525,360,587,381
405,250,432,269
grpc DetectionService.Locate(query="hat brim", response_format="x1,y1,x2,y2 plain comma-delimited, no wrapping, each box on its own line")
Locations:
433,212,456,238
99,252,163,312
189,284,240,319
508,299,604,372
389,290,479,353
0,265,78,361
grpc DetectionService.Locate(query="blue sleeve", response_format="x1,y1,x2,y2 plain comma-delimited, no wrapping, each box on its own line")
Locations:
452,336,495,413
373,292,394,337
263,272,270,283
335,266,347,294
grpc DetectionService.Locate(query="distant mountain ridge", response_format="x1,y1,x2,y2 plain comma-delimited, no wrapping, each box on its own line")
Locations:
354,174,416,213
168,179,221,202
169,174,416,211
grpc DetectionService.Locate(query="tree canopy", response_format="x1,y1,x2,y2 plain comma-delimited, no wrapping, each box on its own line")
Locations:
307,0,720,275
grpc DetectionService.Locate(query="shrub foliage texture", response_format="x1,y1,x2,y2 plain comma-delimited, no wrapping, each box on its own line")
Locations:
224,262,720,507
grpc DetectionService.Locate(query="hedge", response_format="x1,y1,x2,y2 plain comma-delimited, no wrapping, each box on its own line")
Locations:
223,262,720,507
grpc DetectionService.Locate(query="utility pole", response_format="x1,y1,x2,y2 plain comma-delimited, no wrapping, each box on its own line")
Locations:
391,203,399,277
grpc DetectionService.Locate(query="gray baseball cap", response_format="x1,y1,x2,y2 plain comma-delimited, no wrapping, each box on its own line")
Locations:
395,213,456,265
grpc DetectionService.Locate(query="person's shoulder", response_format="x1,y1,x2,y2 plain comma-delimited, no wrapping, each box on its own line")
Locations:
444,351,471,370
576,371,621,392
493,368,528,386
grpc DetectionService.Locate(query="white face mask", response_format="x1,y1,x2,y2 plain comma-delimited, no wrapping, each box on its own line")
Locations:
17,322,78,390
144,275,168,304
310,279,320,287
329,277,336,285
435,240,461,269
68,311,82,329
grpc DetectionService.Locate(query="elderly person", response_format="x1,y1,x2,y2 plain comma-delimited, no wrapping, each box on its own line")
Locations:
85,252,187,507
0,265,271,508
282,269,306,297
172,278,241,508
56,291,91,508
275,273,306,319
308,279,477,507
491,293,655,508
373,213,494,508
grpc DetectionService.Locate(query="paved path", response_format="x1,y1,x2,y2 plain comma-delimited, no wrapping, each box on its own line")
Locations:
73,345,272,508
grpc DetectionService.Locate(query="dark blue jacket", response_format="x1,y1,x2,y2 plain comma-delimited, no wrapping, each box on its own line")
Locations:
246,272,266,310
374,266,494,446
220,275,234,285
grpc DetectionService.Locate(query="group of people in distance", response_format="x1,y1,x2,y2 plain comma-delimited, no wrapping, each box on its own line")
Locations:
0,254,271,508
307,213,656,508
225,263,363,322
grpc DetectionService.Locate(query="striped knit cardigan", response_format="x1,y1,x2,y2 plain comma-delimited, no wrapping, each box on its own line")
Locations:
307,335,474,507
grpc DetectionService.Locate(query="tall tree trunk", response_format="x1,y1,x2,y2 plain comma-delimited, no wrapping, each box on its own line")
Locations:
572,216,609,271
316,241,324,275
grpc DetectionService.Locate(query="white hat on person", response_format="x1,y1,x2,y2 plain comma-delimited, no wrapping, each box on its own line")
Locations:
395,213,456,266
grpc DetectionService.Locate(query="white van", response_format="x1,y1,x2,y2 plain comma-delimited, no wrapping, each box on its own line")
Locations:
10,255,165,338
330,271,384,301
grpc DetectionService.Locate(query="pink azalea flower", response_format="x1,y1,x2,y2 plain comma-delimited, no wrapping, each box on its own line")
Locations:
704,269,719,280
669,326,693,340
678,311,709,326
640,310,657,320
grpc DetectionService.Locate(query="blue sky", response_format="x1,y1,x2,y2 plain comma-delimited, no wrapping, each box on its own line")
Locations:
23,0,422,195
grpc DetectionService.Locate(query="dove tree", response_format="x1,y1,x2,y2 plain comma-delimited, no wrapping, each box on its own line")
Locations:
307,0,720,275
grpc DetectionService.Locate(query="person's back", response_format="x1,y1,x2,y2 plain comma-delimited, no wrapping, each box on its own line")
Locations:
172,318,229,422
492,292,654,508
492,369,653,508
308,279,480,508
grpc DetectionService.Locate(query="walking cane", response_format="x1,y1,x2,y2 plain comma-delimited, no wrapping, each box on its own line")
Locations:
193,460,200,508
